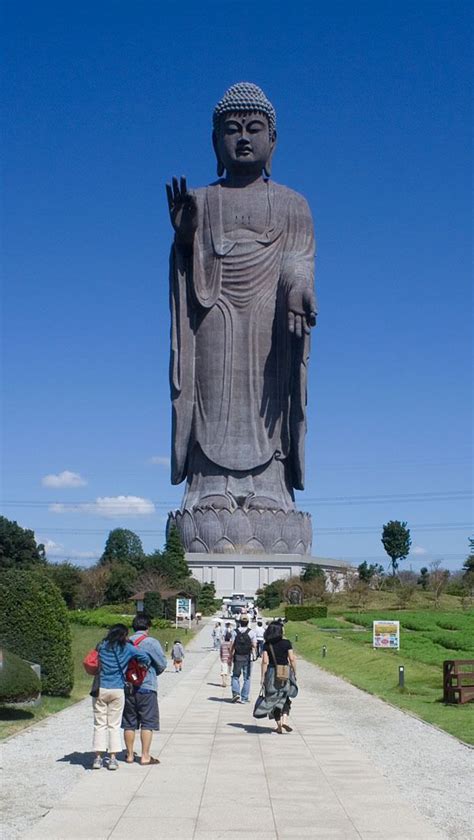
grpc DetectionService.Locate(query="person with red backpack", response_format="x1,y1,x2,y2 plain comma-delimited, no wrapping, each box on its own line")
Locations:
230,615,257,703
121,613,167,766
91,624,150,771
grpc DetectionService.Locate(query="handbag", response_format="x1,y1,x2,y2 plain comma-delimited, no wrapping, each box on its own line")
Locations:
269,644,289,684
252,686,266,719
90,672,100,698
83,647,100,675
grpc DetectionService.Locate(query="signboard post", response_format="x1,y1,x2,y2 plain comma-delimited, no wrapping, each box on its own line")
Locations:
176,597,192,631
373,620,400,650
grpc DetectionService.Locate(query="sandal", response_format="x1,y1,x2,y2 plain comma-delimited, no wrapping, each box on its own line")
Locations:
140,756,160,765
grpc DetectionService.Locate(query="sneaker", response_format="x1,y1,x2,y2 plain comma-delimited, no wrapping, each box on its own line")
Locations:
231,694,241,703
108,757,119,770
92,756,102,770
241,698,251,703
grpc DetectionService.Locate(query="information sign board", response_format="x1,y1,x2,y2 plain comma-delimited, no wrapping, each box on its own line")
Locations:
373,620,400,650
176,597,191,618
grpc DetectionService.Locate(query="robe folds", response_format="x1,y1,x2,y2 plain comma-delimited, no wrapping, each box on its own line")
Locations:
170,180,316,491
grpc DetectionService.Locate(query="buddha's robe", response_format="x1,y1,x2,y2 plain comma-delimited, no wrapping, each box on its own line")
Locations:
170,180,315,493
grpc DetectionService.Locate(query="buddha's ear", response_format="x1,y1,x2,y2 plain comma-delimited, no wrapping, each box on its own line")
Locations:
212,130,225,178
264,130,277,178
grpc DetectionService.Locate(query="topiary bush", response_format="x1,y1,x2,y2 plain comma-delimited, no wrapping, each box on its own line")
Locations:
0,570,73,696
285,605,328,621
0,649,41,703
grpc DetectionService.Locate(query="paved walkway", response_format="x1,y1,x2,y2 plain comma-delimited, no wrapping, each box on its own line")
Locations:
23,625,447,840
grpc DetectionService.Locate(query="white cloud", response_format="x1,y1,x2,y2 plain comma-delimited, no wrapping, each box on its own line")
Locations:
149,455,171,467
42,470,87,488
42,539,65,556
412,546,428,556
50,495,155,518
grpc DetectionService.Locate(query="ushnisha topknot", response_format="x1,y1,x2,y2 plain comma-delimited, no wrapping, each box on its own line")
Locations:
213,82,276,137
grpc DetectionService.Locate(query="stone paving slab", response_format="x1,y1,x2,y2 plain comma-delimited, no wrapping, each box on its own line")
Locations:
24,630,446,840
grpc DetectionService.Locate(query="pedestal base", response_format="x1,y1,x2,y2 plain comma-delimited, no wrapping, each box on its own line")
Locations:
168,506,312,555
186,553,349,599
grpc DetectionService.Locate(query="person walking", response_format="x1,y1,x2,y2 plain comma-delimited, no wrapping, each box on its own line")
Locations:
219,626,233,687
172,639,185,672
122,614,167,766
256,621,298,733
92,624,150,770
212,620,222,650
255,619,266,658
230,615,257,703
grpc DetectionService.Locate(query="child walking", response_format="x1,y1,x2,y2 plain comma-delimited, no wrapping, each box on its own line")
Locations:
172,640,185,672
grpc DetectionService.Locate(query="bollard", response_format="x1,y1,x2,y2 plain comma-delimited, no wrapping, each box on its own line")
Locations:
295,634,298,642
165,642,169,652
398,665,405,688
322,645,327,658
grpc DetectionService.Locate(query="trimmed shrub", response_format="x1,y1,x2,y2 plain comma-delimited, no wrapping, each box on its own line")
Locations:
143,591,162,619
0,649,41,703
285,605,328,621
0,570,73,696
69,609,171,630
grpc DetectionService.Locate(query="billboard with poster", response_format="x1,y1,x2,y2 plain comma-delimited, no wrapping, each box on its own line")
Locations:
373,620,400,650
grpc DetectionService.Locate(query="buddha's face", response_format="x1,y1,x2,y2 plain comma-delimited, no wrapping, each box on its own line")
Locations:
215,111,275,176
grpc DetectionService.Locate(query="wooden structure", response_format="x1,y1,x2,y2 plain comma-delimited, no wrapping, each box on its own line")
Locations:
443,659,474,704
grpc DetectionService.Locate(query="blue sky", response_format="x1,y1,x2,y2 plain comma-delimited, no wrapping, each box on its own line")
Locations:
2,1,472,571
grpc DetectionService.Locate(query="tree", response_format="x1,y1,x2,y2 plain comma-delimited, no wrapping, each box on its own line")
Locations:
143,591,162,619
381,520,411,575
358,561,384,584
77,565,111,609
0,516,46,570
301,563,325,582
160,524,190,585
256,578,285,610
462,537,474,594
428,560,450,608
418,567,429,590
100,529,145,570
104,562,138,604
197,581,217,614
46,562,82,609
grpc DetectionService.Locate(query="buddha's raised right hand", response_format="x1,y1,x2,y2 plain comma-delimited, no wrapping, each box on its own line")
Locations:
166,176,198,247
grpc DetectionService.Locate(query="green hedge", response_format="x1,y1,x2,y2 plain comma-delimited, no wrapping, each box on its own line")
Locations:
0,570,73,696
0,649,41,703
69,609,172,630
285,605,328,621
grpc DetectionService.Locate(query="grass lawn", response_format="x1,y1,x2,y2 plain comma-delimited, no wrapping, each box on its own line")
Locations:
0,623,195,740
261,594,474,743
284,612,474,744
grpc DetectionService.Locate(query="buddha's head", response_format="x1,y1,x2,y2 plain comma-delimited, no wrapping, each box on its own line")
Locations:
212,82,277,178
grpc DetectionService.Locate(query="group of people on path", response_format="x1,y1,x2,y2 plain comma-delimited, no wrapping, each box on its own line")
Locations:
215,615,298,734
89,610,297,769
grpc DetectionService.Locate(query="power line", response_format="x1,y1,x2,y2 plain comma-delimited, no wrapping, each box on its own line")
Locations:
30,521,472,536
1,490,471,509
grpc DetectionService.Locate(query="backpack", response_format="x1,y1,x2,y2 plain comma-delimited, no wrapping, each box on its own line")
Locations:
83,648,99,675
233,628,252,657
125,633,149,688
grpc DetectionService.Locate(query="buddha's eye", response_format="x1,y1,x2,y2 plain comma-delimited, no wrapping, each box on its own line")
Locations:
247,121,265,134
224,121,241,134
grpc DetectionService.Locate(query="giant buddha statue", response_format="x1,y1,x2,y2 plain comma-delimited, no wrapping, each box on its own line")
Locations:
166,83,317,555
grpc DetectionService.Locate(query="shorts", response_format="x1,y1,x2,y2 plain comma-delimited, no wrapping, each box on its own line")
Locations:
121,689,160,731
173,659,183,665
220,662,230,676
